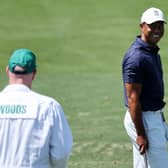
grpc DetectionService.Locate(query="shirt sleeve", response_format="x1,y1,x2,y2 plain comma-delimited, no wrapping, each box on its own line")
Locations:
49,101,73,168
123,53,143,84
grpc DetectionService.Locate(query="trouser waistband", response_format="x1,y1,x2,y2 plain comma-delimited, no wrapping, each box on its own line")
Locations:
127,109,165,122
143,109,165,122
143,109,162,113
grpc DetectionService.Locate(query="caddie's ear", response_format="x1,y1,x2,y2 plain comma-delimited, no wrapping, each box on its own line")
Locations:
32,69,37,80
6,66,10,76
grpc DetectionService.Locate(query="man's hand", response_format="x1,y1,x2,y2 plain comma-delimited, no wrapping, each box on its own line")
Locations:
125,83,148,154
137,135,149,154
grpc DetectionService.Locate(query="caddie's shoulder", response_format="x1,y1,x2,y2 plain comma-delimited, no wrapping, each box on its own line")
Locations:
30,90,61,107
0,92,10,100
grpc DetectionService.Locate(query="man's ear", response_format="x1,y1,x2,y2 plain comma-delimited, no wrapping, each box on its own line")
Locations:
140,23,145,29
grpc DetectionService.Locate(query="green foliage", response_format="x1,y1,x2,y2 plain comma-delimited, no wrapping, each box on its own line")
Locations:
0,0,168,167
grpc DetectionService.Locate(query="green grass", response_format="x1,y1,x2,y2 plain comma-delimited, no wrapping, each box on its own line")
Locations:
0,0,168,167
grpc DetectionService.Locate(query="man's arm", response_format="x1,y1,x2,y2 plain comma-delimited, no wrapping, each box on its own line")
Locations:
125,83,148,154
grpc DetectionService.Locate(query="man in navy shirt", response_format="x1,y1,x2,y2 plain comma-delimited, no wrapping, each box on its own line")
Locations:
122,7,168,168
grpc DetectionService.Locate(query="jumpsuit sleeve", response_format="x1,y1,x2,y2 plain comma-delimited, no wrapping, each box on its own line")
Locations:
49,102,73,168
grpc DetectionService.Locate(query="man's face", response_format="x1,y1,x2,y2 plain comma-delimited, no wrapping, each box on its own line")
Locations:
140,21,164,45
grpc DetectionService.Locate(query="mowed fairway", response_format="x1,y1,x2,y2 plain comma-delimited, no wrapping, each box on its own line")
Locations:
0,0,168,167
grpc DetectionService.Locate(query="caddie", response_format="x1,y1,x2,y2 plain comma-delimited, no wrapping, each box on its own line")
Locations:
122,7,168,168
0,49,73,168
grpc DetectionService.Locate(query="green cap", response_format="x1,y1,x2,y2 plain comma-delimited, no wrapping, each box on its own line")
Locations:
8,49,37,74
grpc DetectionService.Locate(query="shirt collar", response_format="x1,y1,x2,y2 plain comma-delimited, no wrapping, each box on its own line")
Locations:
136,35,160,54
2,84,31,93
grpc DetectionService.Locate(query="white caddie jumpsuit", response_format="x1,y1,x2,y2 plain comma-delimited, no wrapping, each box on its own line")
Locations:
0,84,73,168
